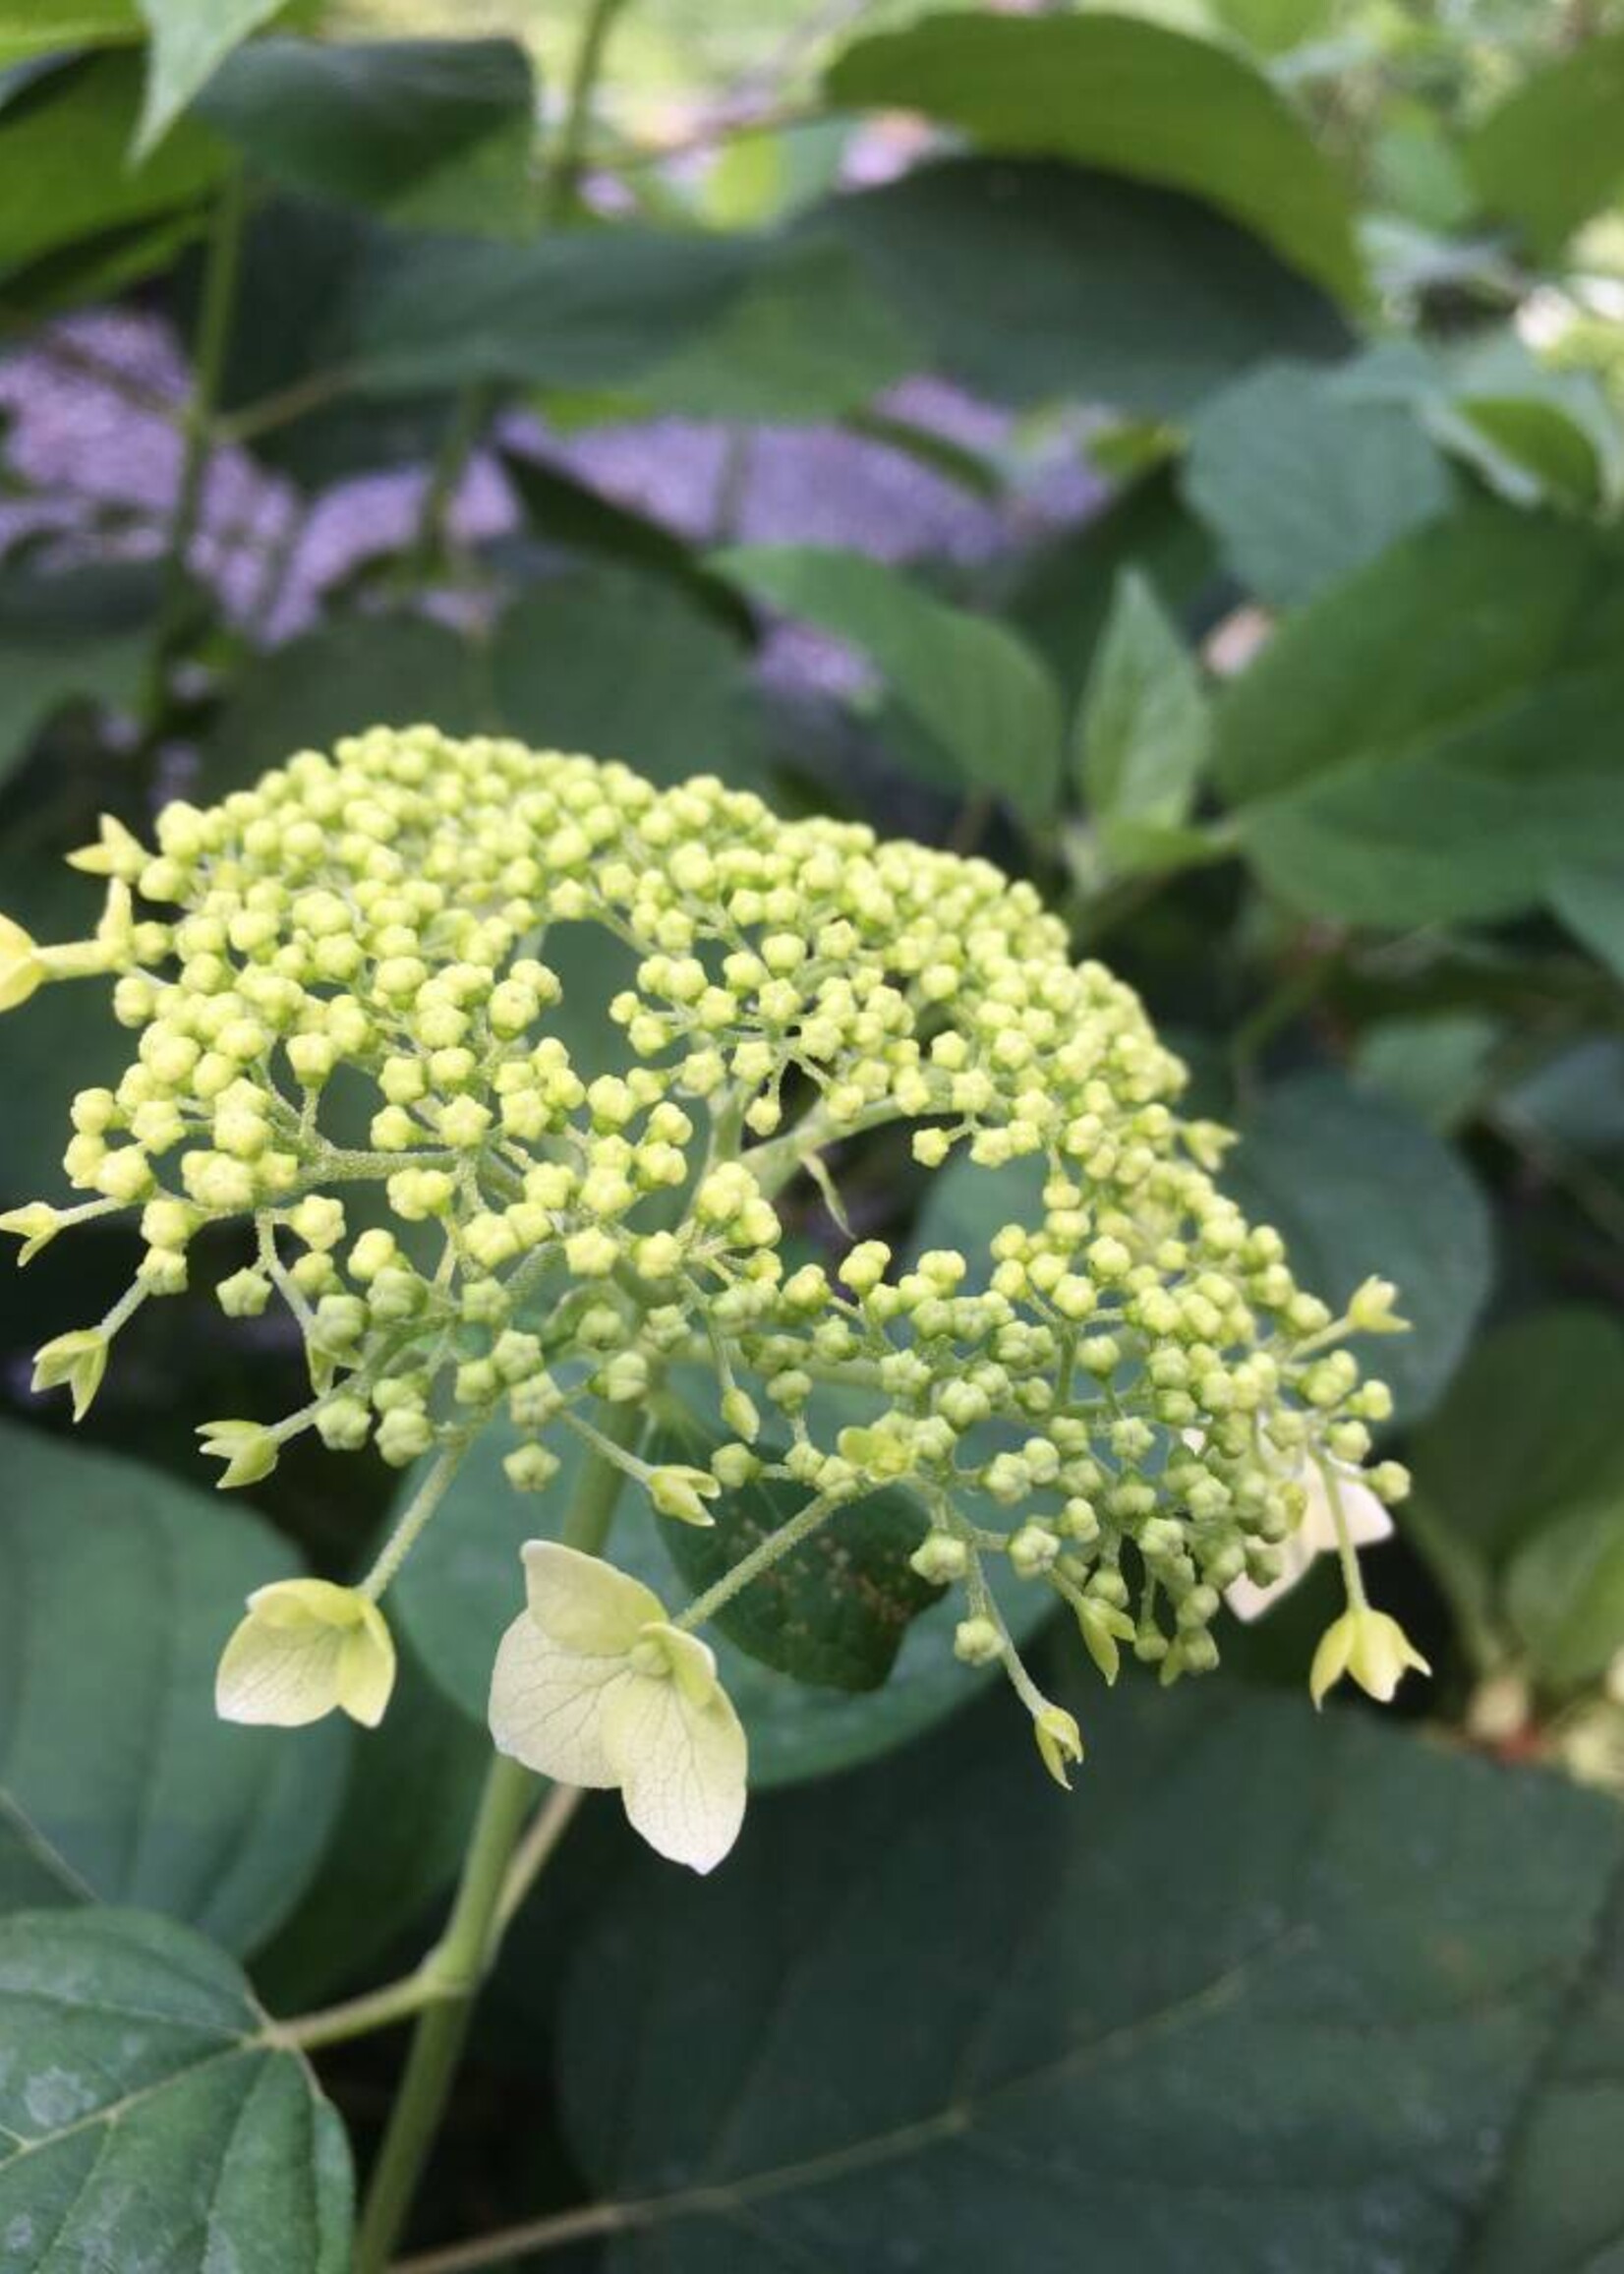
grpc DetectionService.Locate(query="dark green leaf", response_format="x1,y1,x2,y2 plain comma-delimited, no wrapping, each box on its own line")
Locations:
1550,860,1624,982
1469,28,1624,261
640,230,917,423
1505,1493,1624,1689
1074,566,1210,844
202,613,482,794
200,198,457,487
199,37,538,235
1009,463,1221,709
553,1669,1622,2273
823,157,1347,417
908,1147,1048,1273
1353,1013,1502,1136
1213,508,1624,925
0,1907,352,2272
491,567,761,791
0,1420,348,1951
133,0,280,156
1182,358,1457,607
1222,1071,1493,1422
716,544,1064,821
825,10,1363,302
0,561,158,786
648,1402,940,1693
1409,1309,1624,1682
498,446,753,634
252,1639,486,2011
347,225,913,421
1349,333,1624,514
0,52,222,280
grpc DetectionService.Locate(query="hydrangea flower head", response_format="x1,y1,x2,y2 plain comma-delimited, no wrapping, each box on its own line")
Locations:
1,729,1426,1865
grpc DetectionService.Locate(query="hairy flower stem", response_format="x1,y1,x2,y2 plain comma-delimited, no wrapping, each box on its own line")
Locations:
361,1441,470,1601
674,1493,838,1632
352,1408,639,2274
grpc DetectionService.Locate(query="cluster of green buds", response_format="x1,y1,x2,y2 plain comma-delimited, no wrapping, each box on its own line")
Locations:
2,729,1427,1871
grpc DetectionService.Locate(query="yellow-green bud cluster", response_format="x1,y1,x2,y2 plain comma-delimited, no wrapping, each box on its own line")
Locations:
3,729,1413,1752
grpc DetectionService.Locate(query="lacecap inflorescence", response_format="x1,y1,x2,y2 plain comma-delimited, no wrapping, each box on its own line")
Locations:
0,729,1427,1869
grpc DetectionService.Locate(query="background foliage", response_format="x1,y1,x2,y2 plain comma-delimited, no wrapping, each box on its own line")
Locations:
2,1,1624,2268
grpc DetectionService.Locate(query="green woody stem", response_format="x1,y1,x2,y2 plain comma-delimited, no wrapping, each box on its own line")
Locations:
159,164,246,662
351,1408,639,2274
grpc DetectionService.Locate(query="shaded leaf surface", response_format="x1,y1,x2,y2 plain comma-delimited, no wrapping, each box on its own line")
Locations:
1410,1309,1624,1687
203,613,482,793
0,561,158,786
0,1421,346,1953
649,1403,940,1693
717,544,1063,820
826,10,1363,300
555,1670,1623,2273
1183,358,1457,606
199,36,537,234
491,568,760,791
1223,1072,1492,1423
1214,508,1624,924
825,157,1346,417
346,225,912,420
251,1638,486,2011
0,1906,351,2272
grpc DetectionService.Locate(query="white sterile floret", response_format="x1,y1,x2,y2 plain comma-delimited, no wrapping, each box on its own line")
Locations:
489,1542,747,1873
215,1579,396,1728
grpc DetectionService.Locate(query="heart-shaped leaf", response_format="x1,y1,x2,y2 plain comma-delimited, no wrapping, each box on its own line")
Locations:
0,1906,352,2272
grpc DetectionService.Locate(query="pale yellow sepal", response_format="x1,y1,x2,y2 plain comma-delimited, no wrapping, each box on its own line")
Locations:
216,1578,396,1728
198,1418,280,1488
67,814,147,880
0,915,45,1013
31,1328,108,1420
647,1464,720,1527
490,1541,747,1874
1348,1275,1411,1335
1309,1604,1431,1709
1033,1704,1084,1789
1,1203,65,1265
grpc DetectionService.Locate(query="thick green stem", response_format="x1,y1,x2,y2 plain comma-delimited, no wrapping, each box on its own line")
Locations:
351,1406,640,2274
352,1757,535,2274
545,0,634,221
